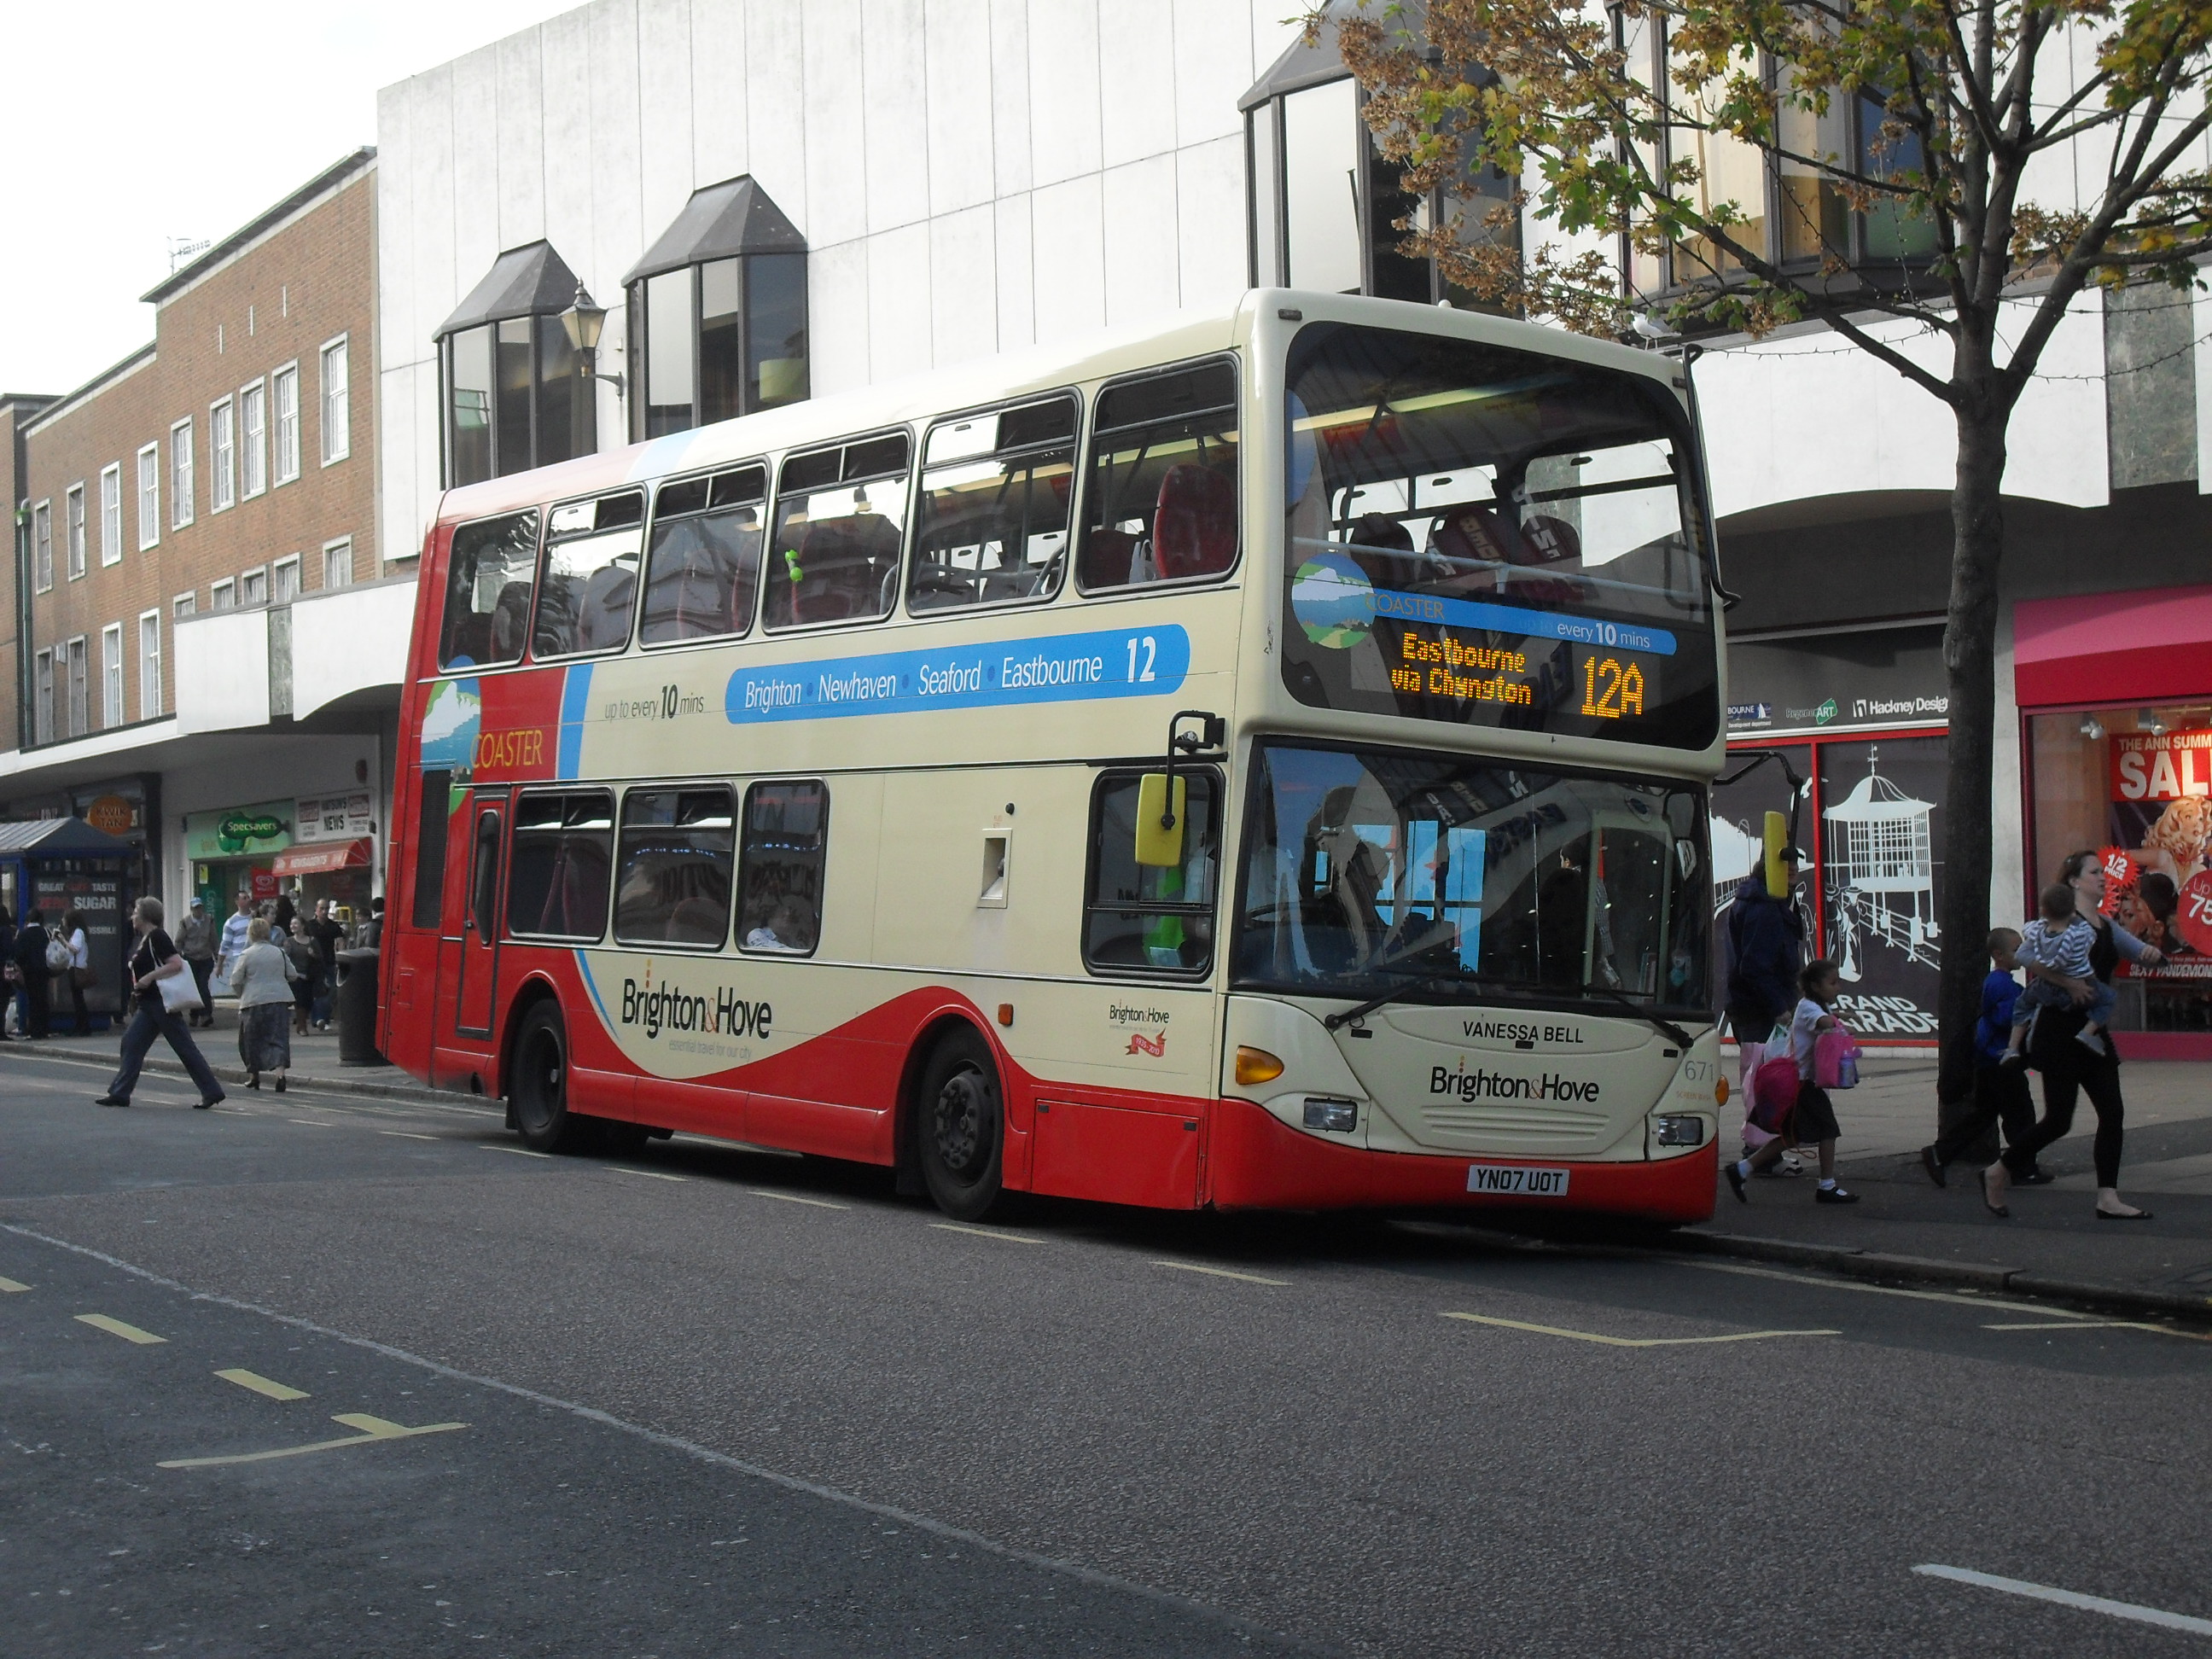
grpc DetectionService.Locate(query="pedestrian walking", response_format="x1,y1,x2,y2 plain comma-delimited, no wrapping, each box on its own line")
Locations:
217,890,254,987
271,890,297,939
1724,844,1807,1174
1725,958,1861,1205
13,909,53,1039
96,897,225,1109
230,917,297,1091
1982,850,2163,1220
59,908,92,1034
0,905,16,1041
306,899,344,1030
1920,928,2044,1186
364,895,384,948
175,897,218,1026
284,917,323,1037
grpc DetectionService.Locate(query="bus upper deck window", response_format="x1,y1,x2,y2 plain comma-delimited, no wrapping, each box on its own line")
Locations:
764,433,911,631
640,464,767,645
532,492,645,659
439,509,541,672
909,395,1078,614
1079,358,1237,593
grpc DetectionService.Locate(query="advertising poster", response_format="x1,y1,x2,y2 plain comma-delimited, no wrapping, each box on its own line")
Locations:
2100,727,2212,1030
1819,738,1945,1037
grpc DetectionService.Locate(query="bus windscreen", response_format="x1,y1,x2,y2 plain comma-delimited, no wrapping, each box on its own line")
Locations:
1280,322,1719,749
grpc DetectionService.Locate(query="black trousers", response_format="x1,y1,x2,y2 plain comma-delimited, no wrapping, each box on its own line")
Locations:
2006,1006,2126,1188
1930,1062,2036,1167
21,975,49,1037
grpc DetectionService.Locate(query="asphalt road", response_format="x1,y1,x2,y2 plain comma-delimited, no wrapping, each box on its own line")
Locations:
3,1045,2209,1657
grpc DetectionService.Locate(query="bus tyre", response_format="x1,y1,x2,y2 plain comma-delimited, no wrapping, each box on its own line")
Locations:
509,1003,585,1153
916,1027,1005,1221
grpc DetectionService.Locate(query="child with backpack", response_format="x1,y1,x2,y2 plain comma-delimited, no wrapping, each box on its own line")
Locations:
1725,958,1860,1205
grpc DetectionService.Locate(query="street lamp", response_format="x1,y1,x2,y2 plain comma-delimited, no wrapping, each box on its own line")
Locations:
561,283,624,395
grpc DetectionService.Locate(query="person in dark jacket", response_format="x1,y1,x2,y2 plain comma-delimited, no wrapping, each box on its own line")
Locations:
1918,928,2044,1187
1725,848,1807,1161
0,905,15,1040
12,909,52,1039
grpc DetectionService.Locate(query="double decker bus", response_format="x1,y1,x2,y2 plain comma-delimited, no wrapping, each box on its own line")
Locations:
382,290,1730,1223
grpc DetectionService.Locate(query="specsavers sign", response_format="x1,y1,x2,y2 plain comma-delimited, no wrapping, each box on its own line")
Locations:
183,799,294,860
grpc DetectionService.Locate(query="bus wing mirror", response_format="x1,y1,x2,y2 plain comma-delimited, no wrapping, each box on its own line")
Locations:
1134,774,1186,868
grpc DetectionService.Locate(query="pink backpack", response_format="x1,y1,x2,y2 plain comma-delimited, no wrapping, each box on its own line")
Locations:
1814,1027,1861,1090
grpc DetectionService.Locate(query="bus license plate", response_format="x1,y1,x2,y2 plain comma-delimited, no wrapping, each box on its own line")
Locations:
1466,1164,1570,1197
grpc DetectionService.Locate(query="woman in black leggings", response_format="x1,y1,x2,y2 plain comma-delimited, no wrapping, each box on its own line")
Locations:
1984,850,2161,1220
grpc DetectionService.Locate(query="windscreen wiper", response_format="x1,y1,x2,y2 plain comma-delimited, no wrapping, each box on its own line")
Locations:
1321,971,1542,1033
1578,981,1697,1048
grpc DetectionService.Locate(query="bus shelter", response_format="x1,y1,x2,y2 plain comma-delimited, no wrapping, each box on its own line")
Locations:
0,818,137,1033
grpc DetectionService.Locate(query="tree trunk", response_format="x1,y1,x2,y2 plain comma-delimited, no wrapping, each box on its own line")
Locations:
1936,397,2009,1121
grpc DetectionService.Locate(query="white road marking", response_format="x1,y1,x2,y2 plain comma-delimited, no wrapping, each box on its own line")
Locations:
747,1188,842,1208
1914,1564,2212,1635
1679,1258,2106,1318
607,1167,685,1183
930,1222,1044,1244
379,1131,439,1141
1153,1260,1289,1286
1980,1319,2209,1341
1444,1310,1837,1348
482,1144,553,1159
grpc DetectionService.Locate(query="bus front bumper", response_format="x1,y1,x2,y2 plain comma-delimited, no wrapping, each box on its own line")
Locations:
1207,1097,1718,1223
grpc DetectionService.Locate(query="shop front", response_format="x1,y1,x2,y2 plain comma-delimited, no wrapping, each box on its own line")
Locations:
183,799,294,916
271,791,376,927
2016,583,2212,1058
0,818,137,1032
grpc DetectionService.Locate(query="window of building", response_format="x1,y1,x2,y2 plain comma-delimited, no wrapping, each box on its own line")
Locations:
272,363,300,483
240,380,267,498
211,578,236,611
32,500,53,591
533,492,644,658
211,397,236,510
173,591,197,621
1078,359,1239,591
321,337,350,463
100,464,122,566
170,419,194,528
434,245,594,488
101,624,123,728
241,567,268,607
1082,770,1220,975
272,556,301,603
66,484,86,579
439,510,540,671
909,396,1078,614
33,649,53,745
506,790,615,940
639,465,767,646
762,432,911,631
736,780,827,954
138,611,161,719
614,786,735,947
67,637,88,737
323,538,352,589
624,177,809,441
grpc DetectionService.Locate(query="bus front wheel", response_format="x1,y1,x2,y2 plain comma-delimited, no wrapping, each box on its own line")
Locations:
509,1003,585,1153
916,1027,1004,1221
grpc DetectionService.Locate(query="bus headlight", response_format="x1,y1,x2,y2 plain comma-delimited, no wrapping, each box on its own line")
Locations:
1302,1097,1357,1132
1235,1046,1284,1086
1655,1115,1706,1147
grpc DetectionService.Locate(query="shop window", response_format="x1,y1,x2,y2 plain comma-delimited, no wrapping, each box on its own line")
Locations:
1083,771,1219,975
435,242,597,488
737,780,827,955
640,464,767,646
411,770,452,930
1078,360,1238,592
624,176,809,440
532,492,644,658
439,509,541,672
762,433,911,630
909,395,1077,613
507,790,614,940
614,787,736,948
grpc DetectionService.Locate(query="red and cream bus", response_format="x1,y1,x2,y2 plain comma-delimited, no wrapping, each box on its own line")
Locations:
381,289,1731,1223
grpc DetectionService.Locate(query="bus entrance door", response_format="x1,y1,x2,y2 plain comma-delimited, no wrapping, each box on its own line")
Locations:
454,790,508,1039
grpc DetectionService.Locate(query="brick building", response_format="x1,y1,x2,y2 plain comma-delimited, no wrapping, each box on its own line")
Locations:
2,149,410,928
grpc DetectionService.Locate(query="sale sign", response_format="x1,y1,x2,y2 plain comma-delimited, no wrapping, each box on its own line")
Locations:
2110,727,2212,802
2177,870,2212,956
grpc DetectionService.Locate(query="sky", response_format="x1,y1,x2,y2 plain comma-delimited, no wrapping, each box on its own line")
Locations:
3,0,579,397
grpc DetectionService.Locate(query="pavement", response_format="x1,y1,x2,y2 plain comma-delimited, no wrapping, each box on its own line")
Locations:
9,1015,2210,1326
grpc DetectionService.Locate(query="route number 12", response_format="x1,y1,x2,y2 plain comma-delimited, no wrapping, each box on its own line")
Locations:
1125,635,1159,684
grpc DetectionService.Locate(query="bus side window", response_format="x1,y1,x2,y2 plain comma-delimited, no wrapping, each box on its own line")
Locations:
533,492,644,658
737,781,828,955
1078,359,1237,593
764,433,911,631
470,810,503,939
410,769,452,930
507,790,615,940
639,465,767,645
1082,771,1218,975
439,509,541,672
614,787,735,948
909,396,1077,613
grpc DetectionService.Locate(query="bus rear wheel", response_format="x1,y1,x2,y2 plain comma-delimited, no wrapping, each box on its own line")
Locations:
509,1003,585,1153
916,1027,1004,1221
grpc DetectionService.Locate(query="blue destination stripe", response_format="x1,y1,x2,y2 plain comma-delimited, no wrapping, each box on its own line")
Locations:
558,662,595,779
1371,587,1678,656
725,625,1192,724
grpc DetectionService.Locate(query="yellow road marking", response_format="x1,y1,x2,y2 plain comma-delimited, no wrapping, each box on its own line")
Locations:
749,1188,845,1208
483,1144,553,1159
1154,1260,1289,1286
930,1222,1044,1244
1981,1319,2209,1341
215,1368,310,1400
608,1167,686,1183
1442,1311,1838,1348
158,1413,467,1470
0,1276,30,1293
1678,1258,2107,1318
380,1131,438,1141
76,1313,166,1345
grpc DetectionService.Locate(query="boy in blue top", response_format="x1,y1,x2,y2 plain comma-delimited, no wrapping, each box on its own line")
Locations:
1918,928,2043,1190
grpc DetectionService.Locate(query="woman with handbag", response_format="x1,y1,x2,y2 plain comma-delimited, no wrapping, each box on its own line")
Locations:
95,897,225,1109
60,908,91,1034
230,917,296,1091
